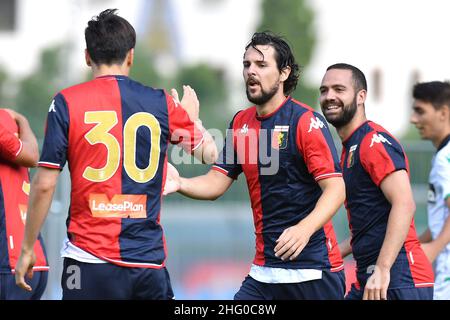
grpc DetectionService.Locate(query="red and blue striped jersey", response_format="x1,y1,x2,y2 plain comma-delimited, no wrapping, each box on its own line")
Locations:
39,75,203,268
213,97,344,271
341,121,434,288
0,110,48,273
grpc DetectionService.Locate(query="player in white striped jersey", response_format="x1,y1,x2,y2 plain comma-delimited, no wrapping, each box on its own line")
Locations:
411,81,450,300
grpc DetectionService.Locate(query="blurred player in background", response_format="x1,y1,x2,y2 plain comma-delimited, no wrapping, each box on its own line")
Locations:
165,31,346,300
320,63,434,300
15,9,217,300
411,81,450,300
0,108,48,299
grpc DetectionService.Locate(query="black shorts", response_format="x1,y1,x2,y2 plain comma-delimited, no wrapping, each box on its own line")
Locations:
345,283,433,300
61,258,174,300
234,269,345,300
0,271,48,300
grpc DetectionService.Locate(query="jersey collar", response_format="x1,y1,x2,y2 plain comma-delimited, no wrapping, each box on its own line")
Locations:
255,96,291,121
437,134,450,152
342,120,371,147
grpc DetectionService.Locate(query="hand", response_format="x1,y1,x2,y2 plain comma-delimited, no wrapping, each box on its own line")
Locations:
163,163,181,196
274,223,312,261
15,250,36,292
363,266,390,300
421,242,440,263
170,85,199,121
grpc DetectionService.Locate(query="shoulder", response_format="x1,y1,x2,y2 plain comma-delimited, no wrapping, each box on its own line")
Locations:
0,109,17,134
360,121,402,150
127,78,165,96
288,99,326,124
232,107,254,123
290,98,314,112
60,79,95,97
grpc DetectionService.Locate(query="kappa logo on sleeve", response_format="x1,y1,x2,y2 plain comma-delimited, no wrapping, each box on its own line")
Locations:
240,123,249,134
89,194,147,218
48,100,56,113
308,117,324,133
369,133,392,148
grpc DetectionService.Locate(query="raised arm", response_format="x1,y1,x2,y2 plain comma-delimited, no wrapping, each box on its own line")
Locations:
363,169,416,300
170,86,218,164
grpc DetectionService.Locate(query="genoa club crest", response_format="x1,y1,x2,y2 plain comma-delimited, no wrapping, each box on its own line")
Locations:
347,144,358,168
272,125,289,150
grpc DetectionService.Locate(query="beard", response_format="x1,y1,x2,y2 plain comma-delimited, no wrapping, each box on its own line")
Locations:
246,81,280,105
321,96,358,129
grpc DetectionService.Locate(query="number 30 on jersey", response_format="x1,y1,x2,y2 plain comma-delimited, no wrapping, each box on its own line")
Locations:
82,111,161,184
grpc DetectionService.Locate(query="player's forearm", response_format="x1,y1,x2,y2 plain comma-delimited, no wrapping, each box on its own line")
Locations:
178,170,232,201
300,177,345,234
419,228,432,243
338,237,352,258
21,170,58,253
376,199,415,271
179,176,222,200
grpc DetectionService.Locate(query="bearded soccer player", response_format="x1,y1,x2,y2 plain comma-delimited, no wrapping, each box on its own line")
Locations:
165,32,346,300
320,63,434,300
0,109,48,300
15,9,217,299
411,81,450,300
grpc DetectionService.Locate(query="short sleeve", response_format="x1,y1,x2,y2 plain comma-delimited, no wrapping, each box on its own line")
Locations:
360,131,407,186
0,112,22,162
38,93,70,169
296,112,342,181
212,112,243,179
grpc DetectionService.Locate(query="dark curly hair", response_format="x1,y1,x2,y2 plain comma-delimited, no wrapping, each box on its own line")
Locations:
245,31,299,95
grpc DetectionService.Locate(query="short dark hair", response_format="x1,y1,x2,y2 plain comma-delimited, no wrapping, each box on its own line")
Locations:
85,9,136,65
413,81,450,110
245,31,299,95
326,63,367,92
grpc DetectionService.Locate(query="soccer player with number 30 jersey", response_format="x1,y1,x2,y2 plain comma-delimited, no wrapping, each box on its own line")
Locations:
14,9,217,299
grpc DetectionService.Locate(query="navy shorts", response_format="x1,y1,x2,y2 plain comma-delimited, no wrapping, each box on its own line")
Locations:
345,283,434,300
234,270,345,300
0,271,48,300
61,258,174,300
